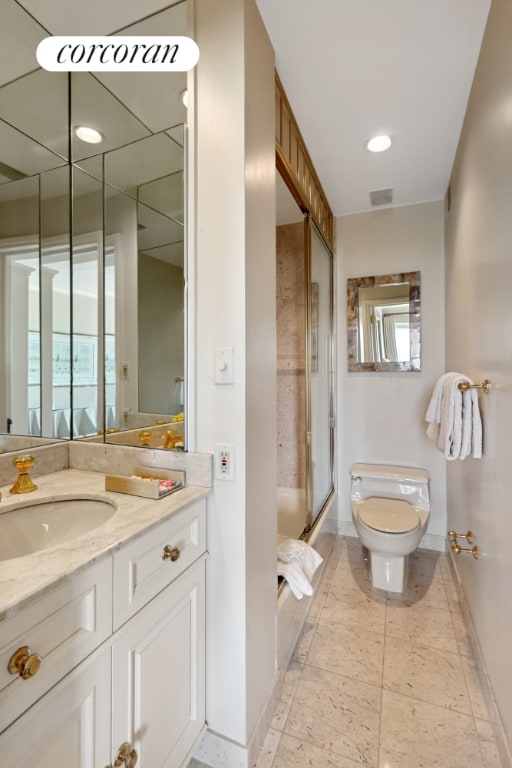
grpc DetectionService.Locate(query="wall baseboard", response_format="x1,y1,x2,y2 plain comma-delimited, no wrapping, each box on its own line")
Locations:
447,551,512,768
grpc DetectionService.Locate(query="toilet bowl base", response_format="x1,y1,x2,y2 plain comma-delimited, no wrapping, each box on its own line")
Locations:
370,552,409,592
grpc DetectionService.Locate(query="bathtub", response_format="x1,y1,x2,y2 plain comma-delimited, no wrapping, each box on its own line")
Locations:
277,486,307,541
276,489,337,671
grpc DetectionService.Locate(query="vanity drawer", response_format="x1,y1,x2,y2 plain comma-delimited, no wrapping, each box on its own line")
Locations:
113,498,206,629
0,556,112,734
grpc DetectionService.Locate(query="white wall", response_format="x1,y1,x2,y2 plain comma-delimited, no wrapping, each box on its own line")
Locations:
193,0,277,751
336,201,447,547
445,0,512,751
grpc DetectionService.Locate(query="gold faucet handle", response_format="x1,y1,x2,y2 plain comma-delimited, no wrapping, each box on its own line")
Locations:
13,455,35,473
10,455,37,494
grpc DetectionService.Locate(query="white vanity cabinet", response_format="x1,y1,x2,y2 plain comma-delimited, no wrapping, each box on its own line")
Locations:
0,644,112,767
0,496,207,768
112,560,205,768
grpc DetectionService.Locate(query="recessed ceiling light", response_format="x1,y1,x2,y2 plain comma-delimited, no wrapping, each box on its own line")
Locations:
75,125,104,144
366,134,393,153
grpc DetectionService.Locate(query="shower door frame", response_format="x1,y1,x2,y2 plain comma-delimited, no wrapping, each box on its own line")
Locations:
276,154,335,533
304,215,335,530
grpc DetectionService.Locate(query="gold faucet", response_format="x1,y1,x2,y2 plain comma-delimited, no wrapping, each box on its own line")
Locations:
139,430,152,446
10,455,37,494
164,430,177,449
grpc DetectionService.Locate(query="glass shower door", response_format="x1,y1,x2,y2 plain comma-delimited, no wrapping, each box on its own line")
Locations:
308,222,334,525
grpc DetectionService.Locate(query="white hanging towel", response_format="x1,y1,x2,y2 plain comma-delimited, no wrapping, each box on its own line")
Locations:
277,561,314,600
425,372,482,460
277,539,323,580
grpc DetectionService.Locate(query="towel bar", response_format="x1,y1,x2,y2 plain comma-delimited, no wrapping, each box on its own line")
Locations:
458,379,490,394
447,530,479,559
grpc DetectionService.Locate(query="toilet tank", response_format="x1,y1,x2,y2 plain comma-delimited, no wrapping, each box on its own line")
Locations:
350,463,430,508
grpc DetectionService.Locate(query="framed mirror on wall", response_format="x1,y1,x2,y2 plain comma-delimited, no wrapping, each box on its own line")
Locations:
347,271,421,372
0,0,189,453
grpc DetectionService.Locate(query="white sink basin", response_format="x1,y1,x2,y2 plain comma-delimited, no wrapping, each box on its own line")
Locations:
0,497,116,561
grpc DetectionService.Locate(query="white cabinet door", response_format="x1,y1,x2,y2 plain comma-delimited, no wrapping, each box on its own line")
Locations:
112,557,205,768
0,645,111,768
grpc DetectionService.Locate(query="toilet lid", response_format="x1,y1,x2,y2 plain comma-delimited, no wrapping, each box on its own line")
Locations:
359,497,420,533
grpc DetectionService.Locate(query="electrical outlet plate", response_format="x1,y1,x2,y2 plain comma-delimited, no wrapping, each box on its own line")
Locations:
215,443,234,481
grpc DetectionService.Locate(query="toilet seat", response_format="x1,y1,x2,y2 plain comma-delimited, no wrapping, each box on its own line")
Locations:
358,497,420,533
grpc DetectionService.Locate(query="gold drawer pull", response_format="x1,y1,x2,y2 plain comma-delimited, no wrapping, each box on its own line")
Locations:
162,545,181,562
8,646,42,680
113,742,138,767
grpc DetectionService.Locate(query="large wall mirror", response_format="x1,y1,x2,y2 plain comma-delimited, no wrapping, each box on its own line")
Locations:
347,271,421,372
0,0,188,453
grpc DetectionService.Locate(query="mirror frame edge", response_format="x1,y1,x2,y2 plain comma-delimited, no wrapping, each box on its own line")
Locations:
347,270,421,373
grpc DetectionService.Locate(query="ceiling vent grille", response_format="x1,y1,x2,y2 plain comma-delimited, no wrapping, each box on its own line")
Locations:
370,188,393,206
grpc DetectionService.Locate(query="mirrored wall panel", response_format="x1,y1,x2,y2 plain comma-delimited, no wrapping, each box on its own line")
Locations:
0,0,188,453
0,0,69,451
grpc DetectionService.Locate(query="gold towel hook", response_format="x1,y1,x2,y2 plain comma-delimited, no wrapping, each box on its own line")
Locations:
458,379,490,394
448,530,479,559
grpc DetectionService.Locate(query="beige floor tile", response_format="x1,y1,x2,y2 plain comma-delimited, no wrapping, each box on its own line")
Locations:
386,572,450,611
383,637,472,714
460,653,492,721
293,619,318,664
330,558,371,593
385,600,458,653
450,607,474,657
307,581,330,620
338,537,370,571
321,582,386,635
271,661,303,732
253,727,282,768
307,619,385,687
474,718,504,768
285,664,381,767
379,688,484,768
408,549,445,583
272,733,371,767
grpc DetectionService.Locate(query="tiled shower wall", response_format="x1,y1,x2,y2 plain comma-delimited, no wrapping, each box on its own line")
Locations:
276,222,306,490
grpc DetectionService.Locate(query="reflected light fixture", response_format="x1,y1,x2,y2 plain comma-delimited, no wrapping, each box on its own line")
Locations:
75,125,104,144
179,89,188,108
366,134,393,152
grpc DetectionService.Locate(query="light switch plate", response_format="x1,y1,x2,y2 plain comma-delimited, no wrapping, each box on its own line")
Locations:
214,347,234,384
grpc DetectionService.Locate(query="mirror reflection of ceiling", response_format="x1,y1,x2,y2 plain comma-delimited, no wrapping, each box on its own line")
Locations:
1,0,186,183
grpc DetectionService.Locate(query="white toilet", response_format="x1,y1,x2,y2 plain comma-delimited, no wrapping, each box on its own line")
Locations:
349,463,430,593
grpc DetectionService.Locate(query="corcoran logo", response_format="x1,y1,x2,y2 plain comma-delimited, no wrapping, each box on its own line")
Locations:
36,36,199,72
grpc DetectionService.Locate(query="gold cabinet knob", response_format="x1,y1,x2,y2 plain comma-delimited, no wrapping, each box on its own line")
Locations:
162,545,181,562
8,646,42,680
114,741,138,767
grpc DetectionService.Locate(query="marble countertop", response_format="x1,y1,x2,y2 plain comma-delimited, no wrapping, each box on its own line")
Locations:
0,468,210,620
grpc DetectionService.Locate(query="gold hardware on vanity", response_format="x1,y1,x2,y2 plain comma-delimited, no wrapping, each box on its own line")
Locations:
448,530,479,559
112,741,138,768
457,379,491,394
8,646,42,679
10,455,37,494
162,545,181,562
164,430,183,449
138,430,152,446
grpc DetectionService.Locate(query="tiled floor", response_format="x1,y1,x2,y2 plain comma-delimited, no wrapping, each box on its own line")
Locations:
192,536,504,768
